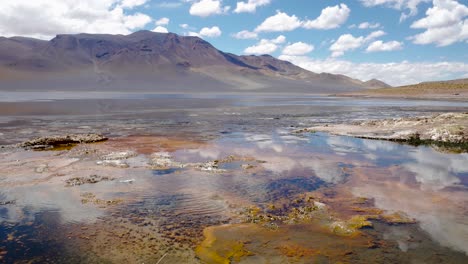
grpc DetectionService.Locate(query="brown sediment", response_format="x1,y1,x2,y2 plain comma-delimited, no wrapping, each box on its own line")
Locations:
64,216,199,263
103,135,207,155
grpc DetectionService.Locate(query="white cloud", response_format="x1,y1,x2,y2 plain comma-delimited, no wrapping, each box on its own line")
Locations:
282,42,314,56
278,55,468,86
271,35,286,44
120,0,149,8
244,35,286,55
123,12,153,29
330,34,365,57
366,40,403,52
234,0,271,13
199,26,222,38
233,30,258,39
330,30,386,57
360,0,430,21
188,31,200,37
303,4,351,29
180,23,189,29
410,0,468,46
0,0,152,39
189,0,230,17
255,11,302,32
245,40,278,54
364,30,386,41
156,2,184,8
358,22,381,29
155,17,170,26
152,26,168,33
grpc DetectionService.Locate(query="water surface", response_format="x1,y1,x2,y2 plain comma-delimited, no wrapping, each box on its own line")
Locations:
0,93,467,263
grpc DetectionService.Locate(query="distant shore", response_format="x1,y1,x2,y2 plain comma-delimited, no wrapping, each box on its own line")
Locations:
336,81,468,101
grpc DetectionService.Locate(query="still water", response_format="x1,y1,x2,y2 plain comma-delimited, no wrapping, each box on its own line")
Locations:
0,93,467,263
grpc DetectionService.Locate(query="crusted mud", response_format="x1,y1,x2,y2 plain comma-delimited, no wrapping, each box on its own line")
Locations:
298,112,468,152
15,133,108,150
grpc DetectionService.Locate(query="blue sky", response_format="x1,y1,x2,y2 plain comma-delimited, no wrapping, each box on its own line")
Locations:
0,0,467,85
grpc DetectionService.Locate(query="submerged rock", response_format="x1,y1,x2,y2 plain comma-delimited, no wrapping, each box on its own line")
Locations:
17,133,108,150
96,160,129,168
101,151,137,160
197,161,227,173
65,175,114,187
149,152,184,169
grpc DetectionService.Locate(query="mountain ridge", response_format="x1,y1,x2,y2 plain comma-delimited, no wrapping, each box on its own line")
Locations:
0,31,389,93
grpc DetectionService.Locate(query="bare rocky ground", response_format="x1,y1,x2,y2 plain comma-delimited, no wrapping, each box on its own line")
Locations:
297,112,468,151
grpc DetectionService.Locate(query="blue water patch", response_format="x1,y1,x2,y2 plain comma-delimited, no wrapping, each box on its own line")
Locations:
152,168,182,176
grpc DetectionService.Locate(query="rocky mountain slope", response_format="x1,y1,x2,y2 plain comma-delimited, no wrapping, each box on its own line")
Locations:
0,31,386,93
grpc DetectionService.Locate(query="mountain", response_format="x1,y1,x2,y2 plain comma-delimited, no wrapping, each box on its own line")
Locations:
363,79,392,89
0,31,378,93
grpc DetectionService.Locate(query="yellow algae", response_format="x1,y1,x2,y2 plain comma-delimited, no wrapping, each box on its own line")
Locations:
381,212,416,225
278,244,320,259
195,223,374,263
196,226,253,264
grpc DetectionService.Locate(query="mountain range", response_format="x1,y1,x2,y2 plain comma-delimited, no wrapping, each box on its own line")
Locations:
0,31,389,93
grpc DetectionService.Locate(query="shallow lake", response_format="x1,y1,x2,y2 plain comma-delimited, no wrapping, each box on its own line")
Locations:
0,93,467,263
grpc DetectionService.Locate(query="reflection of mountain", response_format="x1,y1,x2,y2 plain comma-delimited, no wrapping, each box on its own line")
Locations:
0,31,385,93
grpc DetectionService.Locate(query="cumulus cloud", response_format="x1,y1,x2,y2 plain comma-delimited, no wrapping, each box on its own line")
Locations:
0,0,152,39
330,30,387,57
152,26,169,33
271,35,286,44
155,17,170,26
255,11,303,32
189,0,230,17
303,4,351,29
360,0,430,21
282,42,314,56
232,30,258,39
255,4,350,32
278,55,468,86
199,26,222,38
234,0,271,13
366,40,403,52
358,22,381,29
330,34,365,57
244,35,286,54
410,0,468,46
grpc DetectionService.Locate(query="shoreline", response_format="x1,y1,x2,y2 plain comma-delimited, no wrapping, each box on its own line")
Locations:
332,93,468,102
296,112,468,152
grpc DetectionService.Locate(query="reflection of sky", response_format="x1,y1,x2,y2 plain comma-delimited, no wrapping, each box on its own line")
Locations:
313,133,468,190
1,130,467,255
